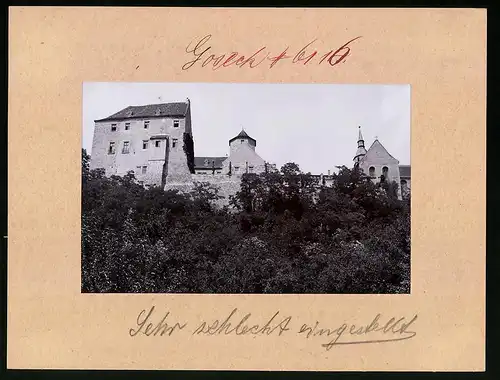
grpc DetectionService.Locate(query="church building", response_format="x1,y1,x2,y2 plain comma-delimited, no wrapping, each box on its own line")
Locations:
353,126,411,199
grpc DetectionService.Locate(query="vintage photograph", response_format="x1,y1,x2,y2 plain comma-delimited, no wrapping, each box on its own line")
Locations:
82,82,411,294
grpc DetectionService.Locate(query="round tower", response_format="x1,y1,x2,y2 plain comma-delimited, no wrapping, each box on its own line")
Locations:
229,128,257,154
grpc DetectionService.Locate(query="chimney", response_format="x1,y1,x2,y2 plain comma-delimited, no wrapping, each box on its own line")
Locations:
186,97,190,105
328,170,331,176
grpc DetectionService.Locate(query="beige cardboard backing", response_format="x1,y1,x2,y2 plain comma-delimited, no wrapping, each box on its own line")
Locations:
7,7,486,371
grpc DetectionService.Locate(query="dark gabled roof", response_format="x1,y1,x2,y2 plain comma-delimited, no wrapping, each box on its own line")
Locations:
194,156,227,169
95,102,189,122
399,165,411,177
229,129,257,145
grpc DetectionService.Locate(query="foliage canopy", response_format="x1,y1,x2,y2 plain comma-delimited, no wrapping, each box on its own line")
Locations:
82,149,410,293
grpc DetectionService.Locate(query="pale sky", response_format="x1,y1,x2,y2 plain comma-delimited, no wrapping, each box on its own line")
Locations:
83,83,410,174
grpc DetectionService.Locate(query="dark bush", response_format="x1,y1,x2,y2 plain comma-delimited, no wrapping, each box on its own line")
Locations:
82,149,410,293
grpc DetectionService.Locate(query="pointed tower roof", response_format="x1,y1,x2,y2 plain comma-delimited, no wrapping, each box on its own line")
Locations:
358,127,364,142
353,126,367,163
229,128,257,146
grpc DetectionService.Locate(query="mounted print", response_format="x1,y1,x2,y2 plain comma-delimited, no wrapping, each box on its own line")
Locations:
8,7,485,372
81,82,411,294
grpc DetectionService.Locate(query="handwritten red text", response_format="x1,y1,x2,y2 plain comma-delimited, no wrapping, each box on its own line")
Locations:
182,34,362,71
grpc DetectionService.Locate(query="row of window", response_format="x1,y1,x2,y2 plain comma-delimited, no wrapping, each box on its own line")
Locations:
367,167,409,188
233,166,254,173
107,138,178,154
110,119,180,132
136,166,148,175
195,166,255,174
196,171,222,175
368,166,389,177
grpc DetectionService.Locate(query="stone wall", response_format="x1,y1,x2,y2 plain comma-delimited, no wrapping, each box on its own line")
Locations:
166,117,192,183
163,174,242,207
191,174,242,207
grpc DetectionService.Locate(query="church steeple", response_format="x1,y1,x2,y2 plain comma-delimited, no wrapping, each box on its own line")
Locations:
353,126,367,165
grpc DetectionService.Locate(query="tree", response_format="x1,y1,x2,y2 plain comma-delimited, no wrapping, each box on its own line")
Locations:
82,149,90,177
189,181,223,212
81,157,411,294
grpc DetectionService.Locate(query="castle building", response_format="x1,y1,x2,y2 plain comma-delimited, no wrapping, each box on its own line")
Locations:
353,126,411,199
90,99,195,188
89,101,410,202
194,156,226,175
192,129,270,176
89,101,270,195
222,129,268,175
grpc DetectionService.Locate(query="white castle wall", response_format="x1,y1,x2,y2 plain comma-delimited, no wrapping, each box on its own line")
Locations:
90,113,192,187
164,173,243,207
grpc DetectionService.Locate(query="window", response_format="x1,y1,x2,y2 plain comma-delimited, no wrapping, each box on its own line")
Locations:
122,141,130,154
248,166,254,173
142,140,148,149
155,140,161,148
234,166,239,172
369,166,375,177
136,166,141,174
111,124,117,132
401,180,407,187
173,120,179,128
144,120,150,129
125,122,131,130
240,139,244,143
108,142,115,154
172,138,178,148
142,166,147,174
381,167,388,183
